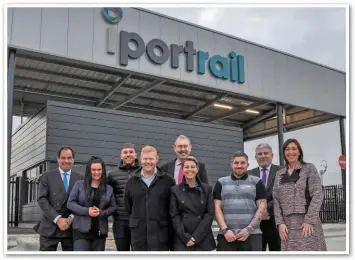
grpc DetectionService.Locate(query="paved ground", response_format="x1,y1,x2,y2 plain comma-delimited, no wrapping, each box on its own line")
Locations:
7,223,347,252
325,235,347,251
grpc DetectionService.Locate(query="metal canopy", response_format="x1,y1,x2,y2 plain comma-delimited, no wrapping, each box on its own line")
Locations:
12,48,341,141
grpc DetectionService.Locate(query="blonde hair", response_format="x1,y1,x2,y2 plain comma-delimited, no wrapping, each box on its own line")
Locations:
141,145,158,156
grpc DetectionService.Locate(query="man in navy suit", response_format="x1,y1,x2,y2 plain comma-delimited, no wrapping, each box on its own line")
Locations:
161,135,208,184
34,146,83,251
247,143,281,251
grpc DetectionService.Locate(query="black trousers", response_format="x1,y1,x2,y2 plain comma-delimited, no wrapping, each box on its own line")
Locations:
217,234,262,251
112,219,131,251
260,217,281,251
73,238,106,251
39,236,73,251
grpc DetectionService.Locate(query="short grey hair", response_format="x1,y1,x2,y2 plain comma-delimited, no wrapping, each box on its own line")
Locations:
175,135,191,145
255,143,273,153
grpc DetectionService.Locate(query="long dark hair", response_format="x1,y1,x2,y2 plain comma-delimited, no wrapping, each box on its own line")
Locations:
283,138,307,166
84,156,107,203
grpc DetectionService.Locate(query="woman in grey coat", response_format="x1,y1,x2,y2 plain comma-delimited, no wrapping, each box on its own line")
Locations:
67,156,116,251
273,139,326,251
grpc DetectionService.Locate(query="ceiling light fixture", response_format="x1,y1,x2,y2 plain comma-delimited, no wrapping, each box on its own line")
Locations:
245,109,260,114
214,103,233,110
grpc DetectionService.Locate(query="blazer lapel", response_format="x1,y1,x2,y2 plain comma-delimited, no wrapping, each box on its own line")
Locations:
66,172,79,197
54,170,66,194
266,165,277,189
255,168,261,178
168,159,177,177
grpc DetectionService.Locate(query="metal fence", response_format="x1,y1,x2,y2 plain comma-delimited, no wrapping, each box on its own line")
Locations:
320,185,346,223
9,176,20,227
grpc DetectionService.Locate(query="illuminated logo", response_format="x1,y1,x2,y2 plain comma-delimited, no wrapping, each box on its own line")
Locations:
102,8,123,24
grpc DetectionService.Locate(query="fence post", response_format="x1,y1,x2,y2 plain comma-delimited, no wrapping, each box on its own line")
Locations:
335,185,339,222
14,177,20,227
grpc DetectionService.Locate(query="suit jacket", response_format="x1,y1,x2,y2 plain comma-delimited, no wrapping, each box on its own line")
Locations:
67,180,116,235
34,169,83,238
273,162,324,226
161,159,209,184
247,164,280,216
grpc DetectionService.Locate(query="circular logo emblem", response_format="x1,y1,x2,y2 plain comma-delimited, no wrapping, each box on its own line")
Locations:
102,8,123,24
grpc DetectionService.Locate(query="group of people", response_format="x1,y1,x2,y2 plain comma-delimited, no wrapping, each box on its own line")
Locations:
34,135,327,252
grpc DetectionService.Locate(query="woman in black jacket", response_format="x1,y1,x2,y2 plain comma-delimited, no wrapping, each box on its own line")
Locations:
169,156,216,251
67,156,116,251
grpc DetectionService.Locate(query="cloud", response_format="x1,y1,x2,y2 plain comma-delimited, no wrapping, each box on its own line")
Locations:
196,8,226,29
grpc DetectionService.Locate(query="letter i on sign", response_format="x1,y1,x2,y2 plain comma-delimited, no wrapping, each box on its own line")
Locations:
229,51,245,84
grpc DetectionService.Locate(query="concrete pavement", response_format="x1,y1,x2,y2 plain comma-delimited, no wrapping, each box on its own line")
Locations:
7,222,347,252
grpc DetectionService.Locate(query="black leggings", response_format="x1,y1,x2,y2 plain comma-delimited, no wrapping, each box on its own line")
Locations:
217,234,262,251
73,238,106,251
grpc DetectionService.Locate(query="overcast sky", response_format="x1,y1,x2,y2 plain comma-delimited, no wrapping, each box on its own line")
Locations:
12,7,346,185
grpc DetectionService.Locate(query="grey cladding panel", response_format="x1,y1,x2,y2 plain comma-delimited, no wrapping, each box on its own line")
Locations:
46,130,241,154
46,102,243,185
47,106,242,138
40,8,69,56
10,109,47,176
11,8,41,50
7,8,13,44
67,8,94,61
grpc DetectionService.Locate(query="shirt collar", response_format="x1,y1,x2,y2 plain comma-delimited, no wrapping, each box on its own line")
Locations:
231,172,248,180
141,167,158,178
59,167,72,175
259,164,271,172
175,158,182,167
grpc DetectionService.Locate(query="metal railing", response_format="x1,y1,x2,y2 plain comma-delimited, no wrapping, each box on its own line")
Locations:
320,185,345,223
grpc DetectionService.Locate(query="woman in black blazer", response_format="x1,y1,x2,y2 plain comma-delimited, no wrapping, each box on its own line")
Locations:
67,156,116,251
169,156,216,251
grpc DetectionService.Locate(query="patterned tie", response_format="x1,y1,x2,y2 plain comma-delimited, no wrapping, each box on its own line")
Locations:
178,166,184,184
63,173,69,192
261,168,267,186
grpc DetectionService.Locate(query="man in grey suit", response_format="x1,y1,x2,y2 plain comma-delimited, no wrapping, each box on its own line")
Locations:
34,146,83,251
247,143,281,251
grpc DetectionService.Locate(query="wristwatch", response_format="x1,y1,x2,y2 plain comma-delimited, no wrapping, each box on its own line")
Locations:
222,228,230,235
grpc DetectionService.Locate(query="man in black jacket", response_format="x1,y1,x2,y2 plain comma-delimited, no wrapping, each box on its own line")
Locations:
247,143,281,251
161,135,208,184
125,145,175,251
107,143,140,251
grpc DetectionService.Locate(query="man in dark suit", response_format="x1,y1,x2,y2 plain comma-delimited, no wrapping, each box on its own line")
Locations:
247,143,281,251
161,135,208,184
34,146,83,251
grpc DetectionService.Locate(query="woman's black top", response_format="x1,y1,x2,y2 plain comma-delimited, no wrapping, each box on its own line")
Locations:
73,187,107,240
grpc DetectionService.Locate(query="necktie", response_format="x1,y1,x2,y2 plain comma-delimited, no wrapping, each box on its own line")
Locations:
63,173,69,192
178,166,184,184
261,168,267,186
